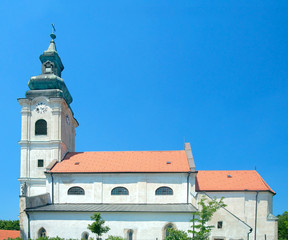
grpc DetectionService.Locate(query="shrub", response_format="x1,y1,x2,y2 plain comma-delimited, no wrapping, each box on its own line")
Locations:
106,236,126,240
165,228,191,240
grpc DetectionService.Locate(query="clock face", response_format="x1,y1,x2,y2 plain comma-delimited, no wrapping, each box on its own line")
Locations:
66,115,70,125
35,102,48,114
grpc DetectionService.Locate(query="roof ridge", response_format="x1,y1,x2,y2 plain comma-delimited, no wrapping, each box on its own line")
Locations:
68,150,185,153
197,170,256,172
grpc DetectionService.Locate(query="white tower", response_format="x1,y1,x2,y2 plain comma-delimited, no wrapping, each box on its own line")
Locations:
18,30,78,197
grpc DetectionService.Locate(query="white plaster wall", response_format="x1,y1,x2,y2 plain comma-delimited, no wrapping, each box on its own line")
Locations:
204,192,246,220
26,171,277,240
26,176,277,240
19,97,76,174
52,173,191,204
19,96,56,181
26,188,277,240
146,173,188,204
19,96,77,198
209,207,251,240
28,147,54,178
254,192,278,240
198,192,277,240
29,211,192,240
29,183,47,196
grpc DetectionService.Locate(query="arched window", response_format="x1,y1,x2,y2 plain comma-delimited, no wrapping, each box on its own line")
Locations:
111,187,129,195
35,119,47,135
127,229,133,240
164,223,174,237
38,227,46,238
81,232,89,240
155,186,173,195
68,186,85,195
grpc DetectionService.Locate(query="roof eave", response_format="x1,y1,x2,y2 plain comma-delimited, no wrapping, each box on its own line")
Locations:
196,189,276,195
46,171,197,174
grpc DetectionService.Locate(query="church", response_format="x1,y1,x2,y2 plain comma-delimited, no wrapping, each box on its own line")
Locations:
18,31,278,240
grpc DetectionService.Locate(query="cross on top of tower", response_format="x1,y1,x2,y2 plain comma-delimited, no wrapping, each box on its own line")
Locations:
50,23,56,40
52,24,56,33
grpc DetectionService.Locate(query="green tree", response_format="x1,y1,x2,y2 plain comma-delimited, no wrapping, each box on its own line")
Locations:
189,197,226,240
0,220,20,230
87,213,110,240
165,228,191,240
278,211,288,240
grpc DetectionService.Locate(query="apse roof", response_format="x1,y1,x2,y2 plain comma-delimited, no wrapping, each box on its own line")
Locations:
195,170,275,194
49,150,191,173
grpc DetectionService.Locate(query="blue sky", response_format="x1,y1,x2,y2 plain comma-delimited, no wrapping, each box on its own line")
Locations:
0,1,287,219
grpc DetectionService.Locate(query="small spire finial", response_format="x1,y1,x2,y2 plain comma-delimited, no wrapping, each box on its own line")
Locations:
50,23,56,40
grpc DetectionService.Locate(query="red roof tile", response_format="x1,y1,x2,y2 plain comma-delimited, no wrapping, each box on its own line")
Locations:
0,230,20,240
50,150,190,173
196,170,275,194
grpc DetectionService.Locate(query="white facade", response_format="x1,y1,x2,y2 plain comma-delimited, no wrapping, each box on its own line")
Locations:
18,36,277,240
201,192,278,240
28,212,192,240
47,173,195,204
18,96,77,196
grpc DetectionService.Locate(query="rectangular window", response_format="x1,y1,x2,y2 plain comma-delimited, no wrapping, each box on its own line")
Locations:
217,221,223,229
38,159,44,167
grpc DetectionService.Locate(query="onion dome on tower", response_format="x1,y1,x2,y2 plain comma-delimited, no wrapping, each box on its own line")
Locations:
26,25,73,106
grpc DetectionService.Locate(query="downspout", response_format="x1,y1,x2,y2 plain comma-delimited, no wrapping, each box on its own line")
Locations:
45,160,57,204
254,191,259,240
50,173,54,204
26,211,31,239
187,172,191,204
192,214,195,239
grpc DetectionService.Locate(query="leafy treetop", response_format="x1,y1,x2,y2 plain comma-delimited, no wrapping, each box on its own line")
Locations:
278,211,288,240
165,228,191,240
0,220,20,230
87,213,110,239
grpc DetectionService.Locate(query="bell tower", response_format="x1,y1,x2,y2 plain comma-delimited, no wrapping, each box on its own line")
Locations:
18,28,78,196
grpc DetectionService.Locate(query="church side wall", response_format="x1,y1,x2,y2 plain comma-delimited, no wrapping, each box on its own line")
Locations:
51,173,190,204
29,211,192,240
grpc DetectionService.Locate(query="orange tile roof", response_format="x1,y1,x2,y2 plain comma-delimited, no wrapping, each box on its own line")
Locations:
50,150,190,173
0,230,20,240
196,170,275,194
